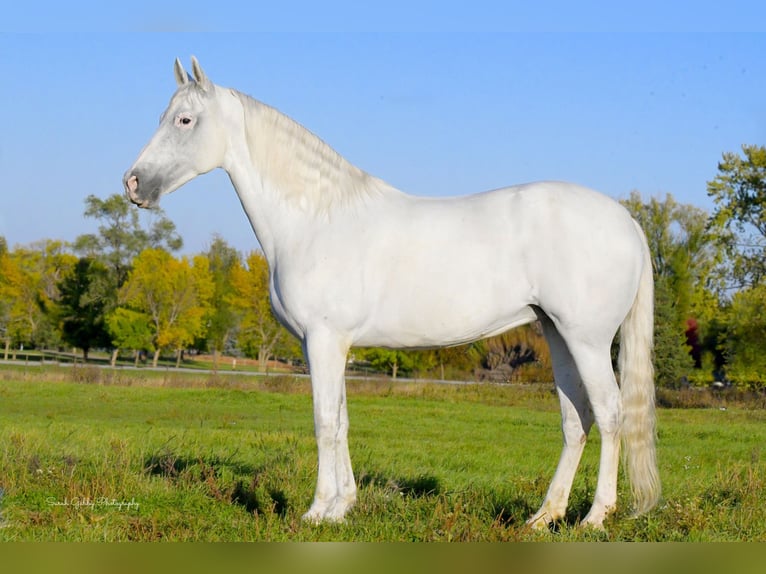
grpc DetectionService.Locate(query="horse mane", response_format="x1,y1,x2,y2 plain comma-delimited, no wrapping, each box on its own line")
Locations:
234,90,390,213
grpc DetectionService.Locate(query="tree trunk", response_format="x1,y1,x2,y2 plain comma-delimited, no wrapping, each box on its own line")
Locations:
258,348,268,372
175,349,182,368
212,348,220,372
152,348,160,368
391,359,398,379
83,347,89,363
3,337,9,360
110,348,119,367
134,350,140,367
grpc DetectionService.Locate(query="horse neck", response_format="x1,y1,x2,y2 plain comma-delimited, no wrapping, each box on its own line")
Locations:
221,90,396,261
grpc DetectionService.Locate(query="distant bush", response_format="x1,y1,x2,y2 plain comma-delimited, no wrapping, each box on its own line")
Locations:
656,386,766,409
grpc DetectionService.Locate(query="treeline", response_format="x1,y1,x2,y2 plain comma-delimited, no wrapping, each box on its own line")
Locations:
0,145,764,388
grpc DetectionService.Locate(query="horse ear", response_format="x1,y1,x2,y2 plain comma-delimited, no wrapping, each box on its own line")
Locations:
190,56,212,92
174,58,190,87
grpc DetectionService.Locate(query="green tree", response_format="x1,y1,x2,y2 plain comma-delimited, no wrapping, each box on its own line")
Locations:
705,145,766,386
105,307,155,367
119,249,213,367
653,277,695,387
622,191,722,322
57,257,112,361
360,348,416,379
707,144,766,289
621,192,721,384
203,235,241,368
74,194,183,287
724,284,766,387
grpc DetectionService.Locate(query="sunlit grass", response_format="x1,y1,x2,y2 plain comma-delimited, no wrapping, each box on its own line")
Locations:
0,368,764,541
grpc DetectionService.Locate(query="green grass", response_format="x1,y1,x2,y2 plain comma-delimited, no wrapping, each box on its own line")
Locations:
0,366,764,541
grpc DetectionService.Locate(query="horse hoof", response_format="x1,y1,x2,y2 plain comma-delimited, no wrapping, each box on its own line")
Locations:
301,510,324,524
301,498,353,524
526,513,552,531
579,510,608,530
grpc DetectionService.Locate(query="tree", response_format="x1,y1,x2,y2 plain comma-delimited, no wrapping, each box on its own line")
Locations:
707,144,766,289
622,191,723,322
2,240,76,352
621,192,721,383
119,249,213,367
74,194,183,287
704,145,766,386
57,257,112,361
420,346,474,381
0,238,20,358
0,253,31,357
724,284,766,387
72,194,184,364
652,277,695,387
360,348,417,379
203,235,241,368
105,307,155,367
227,251,294,370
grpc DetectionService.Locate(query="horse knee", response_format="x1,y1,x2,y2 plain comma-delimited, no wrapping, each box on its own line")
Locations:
593,406,621,436
562,419,589,447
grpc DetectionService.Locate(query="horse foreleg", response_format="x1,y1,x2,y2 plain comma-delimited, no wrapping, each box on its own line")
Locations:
302,331,356,523
528,317,593,529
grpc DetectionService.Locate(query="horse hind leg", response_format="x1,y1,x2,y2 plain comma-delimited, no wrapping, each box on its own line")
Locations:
563,336,623,528
527,314,594,529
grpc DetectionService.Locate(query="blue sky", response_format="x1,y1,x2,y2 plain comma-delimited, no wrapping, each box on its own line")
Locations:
1,29,765,255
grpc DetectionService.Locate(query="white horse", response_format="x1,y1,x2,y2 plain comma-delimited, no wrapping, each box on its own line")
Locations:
124,57,660,529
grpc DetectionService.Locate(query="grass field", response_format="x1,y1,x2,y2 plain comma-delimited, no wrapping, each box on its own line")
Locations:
0,365,764,541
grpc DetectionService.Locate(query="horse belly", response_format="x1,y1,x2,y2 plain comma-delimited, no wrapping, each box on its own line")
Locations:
356,303,538,348
355,243,536,348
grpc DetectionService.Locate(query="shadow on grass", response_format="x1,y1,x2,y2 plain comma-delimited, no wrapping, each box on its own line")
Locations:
491,484,599,531
358,470,442,497
143,451,255,479
143,450,290,517
230,478,289,516
490,497,536,527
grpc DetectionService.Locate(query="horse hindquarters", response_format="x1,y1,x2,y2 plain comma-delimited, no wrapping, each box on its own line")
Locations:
529,220,660,529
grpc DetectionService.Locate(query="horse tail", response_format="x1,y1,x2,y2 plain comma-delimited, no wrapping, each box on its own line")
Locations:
619,219,661,515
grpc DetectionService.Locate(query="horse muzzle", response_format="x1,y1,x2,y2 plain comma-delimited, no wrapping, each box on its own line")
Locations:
123,171,154,208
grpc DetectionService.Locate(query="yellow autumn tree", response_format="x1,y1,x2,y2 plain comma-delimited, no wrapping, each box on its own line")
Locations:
0,241,23,358
227,250,296,370
119,249,213,367
0,240,76,354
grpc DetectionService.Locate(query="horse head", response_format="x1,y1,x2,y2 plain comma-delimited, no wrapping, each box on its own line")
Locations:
123,57,227,208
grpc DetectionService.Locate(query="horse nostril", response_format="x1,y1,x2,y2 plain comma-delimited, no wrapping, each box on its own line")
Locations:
126,175,139,194
124,174,147,207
